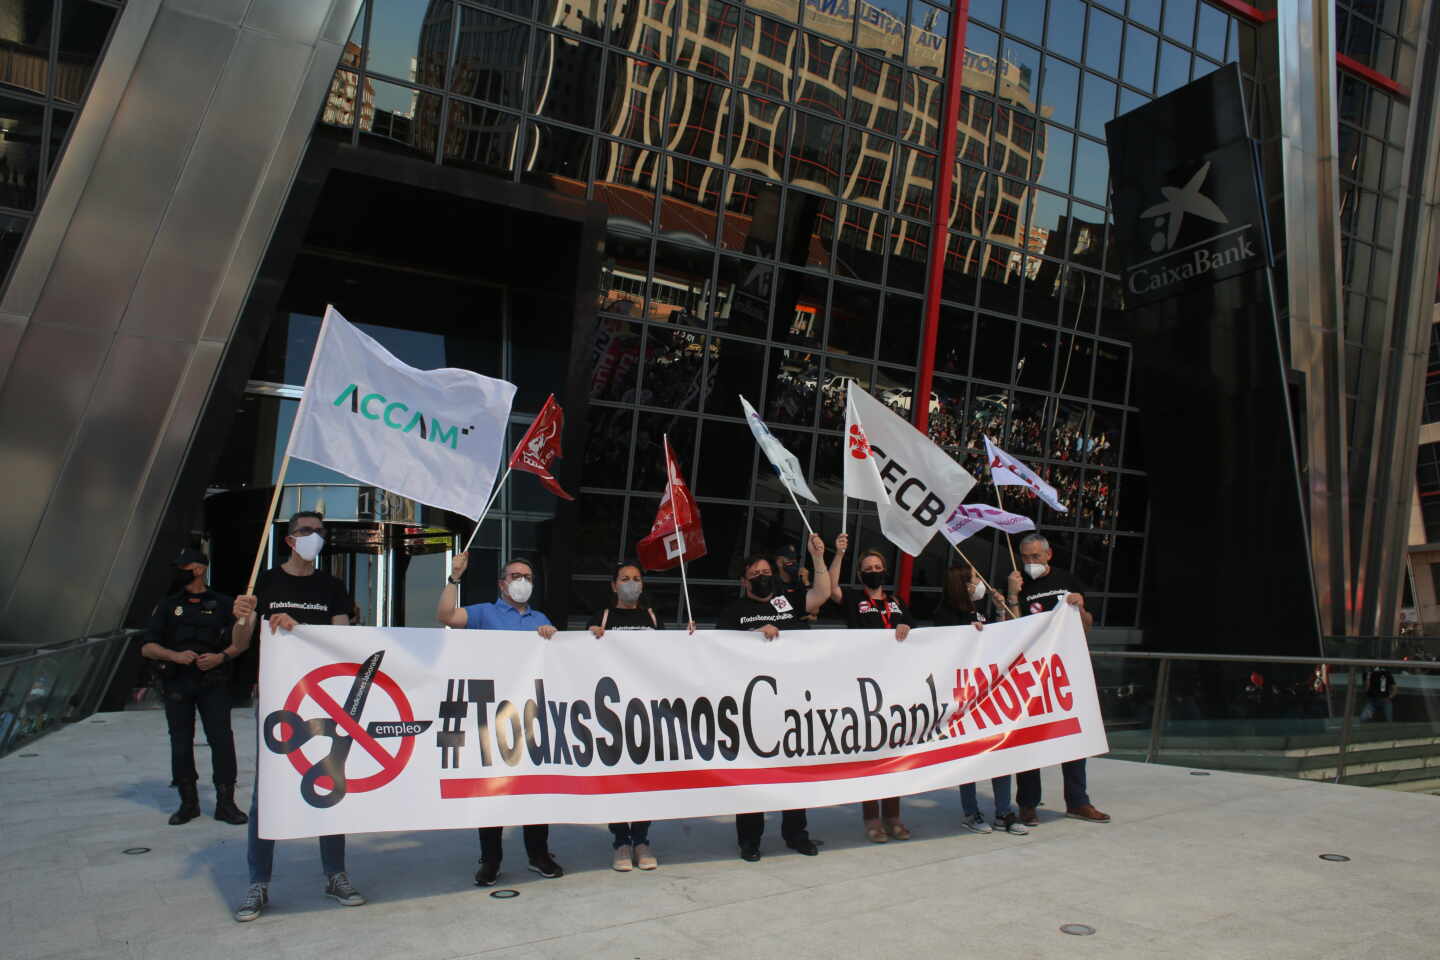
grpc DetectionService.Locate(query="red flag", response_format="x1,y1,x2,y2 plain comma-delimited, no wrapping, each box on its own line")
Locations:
636,439,707,571
507,394,574,500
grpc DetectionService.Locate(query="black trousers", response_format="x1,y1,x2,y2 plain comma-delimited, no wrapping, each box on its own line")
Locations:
162,674,237,786
735,809,808,845
478,824,549,863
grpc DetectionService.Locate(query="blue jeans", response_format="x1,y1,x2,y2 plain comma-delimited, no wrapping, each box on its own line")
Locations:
1359,697,1394,722
1016,759,1089,810
959,776,1014,818
246,776,346,884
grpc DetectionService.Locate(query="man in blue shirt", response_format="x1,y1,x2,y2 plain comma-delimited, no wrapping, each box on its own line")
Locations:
437,554,561,886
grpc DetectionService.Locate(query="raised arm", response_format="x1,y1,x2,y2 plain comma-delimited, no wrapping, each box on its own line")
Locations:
804,533,831,614
437,551,471,628
827,532,849,605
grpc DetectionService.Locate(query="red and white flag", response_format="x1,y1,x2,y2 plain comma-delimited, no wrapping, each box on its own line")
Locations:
507,394,574,500
637,437,707,571
939,502,1037,546
984,435,1067,513
844,386,890,506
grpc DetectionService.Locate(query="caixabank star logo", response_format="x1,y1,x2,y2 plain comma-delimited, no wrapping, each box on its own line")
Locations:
263,652,432,808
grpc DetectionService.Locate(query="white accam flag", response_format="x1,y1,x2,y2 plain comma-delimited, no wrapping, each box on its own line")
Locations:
288,306,517,520
843,385,890,506
847,386,977,556
983,436,1068,513
940,502,1037,546
739,395,817,503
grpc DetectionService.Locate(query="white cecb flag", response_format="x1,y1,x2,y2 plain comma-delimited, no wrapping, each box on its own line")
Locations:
846,386,977,556
288,306,517,520
843,384,891,506
739,395,817,502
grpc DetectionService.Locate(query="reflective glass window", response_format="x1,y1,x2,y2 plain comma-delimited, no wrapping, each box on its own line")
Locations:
702,334,768,415
790,111,845,193
1162,0,1196,44
766,344,820,425
849,53,899,135
1071,135,1108,207
0,0,54,98
369,0,452,87
722,173,782,254
879,292,921,366
1084,7,1122,77
795,32,850,120
713,253,773,337
1078,71,1116,139
1039,56,1079,128
530,32,605,126
730,92,789,180
736,14,794,101
1156,40,1190,96
523,119,594,189
1121,24,1158,92
675,0,740,79
826,279,876,358
962,24,999,96
439,99,517,173
0,95,45,209
1045,0,1085,62
834,204,889,284
1194,1,1227,61
55,0,115,104
667,73,731,164
589,320,645,402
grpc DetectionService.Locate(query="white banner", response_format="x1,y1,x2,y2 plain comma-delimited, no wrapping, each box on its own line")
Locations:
847,386,977,556
940,502,1037,545
288,306,517,520
256,604,1106,839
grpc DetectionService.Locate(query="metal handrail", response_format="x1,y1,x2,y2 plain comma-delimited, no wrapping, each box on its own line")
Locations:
1088,648,1439,779
1090,650,1440,670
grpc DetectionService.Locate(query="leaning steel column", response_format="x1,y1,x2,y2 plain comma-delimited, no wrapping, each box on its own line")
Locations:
1262,0,1351,637
0,0,362,646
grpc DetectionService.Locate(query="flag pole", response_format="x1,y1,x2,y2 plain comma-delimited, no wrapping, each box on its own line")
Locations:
952,542,1019,621
239,454,292,626
784,483,815,540
462,466,512,554
992,483,1021,572
664,434,695,627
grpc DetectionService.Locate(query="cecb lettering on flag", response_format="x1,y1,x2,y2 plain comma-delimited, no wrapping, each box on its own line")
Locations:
256,604,1106,839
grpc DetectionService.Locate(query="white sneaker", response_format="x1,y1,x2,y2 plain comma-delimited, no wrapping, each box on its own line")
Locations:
995,812,1029,835
960,812,993,834
612,844,634,871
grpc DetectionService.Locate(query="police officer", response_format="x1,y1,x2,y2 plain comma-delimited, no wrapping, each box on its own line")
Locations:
139,548,249,827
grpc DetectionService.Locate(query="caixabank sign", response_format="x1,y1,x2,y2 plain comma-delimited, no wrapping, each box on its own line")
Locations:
1106,64,1271,307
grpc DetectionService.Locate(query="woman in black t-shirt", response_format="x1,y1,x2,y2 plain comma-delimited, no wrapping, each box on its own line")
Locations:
827,534,914,843
587,562,670,872
932,563,990,626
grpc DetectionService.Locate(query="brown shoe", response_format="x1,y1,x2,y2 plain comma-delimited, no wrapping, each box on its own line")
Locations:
1066,803,1111,823
1018,806,1040,826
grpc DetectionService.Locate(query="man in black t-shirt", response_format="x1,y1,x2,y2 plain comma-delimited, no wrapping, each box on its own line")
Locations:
1006,533,1110,826
717,533,831,861
229,512,364,923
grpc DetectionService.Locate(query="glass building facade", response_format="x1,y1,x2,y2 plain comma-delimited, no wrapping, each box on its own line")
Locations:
0,0,1436,656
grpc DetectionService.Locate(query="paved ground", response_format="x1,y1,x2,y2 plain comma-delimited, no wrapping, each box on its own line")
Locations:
3,710,1437,960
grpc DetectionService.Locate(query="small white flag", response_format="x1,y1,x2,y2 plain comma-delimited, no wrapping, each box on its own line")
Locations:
288,306,516,520
739,395,817,503
939,502,1037,546
847,385,977,556
983,435,1068,513
843,386,890,507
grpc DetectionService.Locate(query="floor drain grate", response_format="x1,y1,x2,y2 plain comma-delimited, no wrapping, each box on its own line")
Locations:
489,889,520,899
1060,924,1096,936
1318,854,1350,862
123,848,151,855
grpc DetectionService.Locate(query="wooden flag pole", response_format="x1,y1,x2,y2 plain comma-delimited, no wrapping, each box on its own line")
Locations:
462,466,513,554
784,483,815,540
952,542,1019,621
239,454,292,626
664,434,694,627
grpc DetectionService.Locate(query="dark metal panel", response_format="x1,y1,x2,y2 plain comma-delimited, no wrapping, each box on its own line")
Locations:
7,335,192,643
92,339,225,631
0,326,115,605
0,0,164,320
124,30,314,340
203,37,350,343
36,9,235,336
0,319,22,392
245,0,333,41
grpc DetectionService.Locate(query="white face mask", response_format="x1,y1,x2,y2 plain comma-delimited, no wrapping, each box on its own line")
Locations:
291,532,324,562
616,581,643,605
506,577,534,605
1023,562,1047,580
968,581,987,602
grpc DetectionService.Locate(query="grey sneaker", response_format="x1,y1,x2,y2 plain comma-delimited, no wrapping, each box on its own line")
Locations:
960,812,993,834
324,871,367,906
995,812,1029,835
234,883,268,922
612,843,634,872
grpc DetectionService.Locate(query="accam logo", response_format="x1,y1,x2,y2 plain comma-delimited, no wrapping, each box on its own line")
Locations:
1140,160,1228,253
333,383,474,450
263,651,432,809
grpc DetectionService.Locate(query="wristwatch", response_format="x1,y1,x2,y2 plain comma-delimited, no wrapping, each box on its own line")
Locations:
448,575,463,585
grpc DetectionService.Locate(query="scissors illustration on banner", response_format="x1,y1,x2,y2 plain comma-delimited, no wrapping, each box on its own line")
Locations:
264,651,429,809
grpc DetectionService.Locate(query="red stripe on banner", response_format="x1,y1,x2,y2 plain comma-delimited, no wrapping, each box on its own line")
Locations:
438,716,1083,799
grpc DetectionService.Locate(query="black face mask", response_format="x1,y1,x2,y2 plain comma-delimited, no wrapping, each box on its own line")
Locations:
748,574,776,598
860,570,886,589
167,569,197,594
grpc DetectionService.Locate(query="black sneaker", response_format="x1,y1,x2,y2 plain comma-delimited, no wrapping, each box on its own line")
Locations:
527,853,564,879
474,861,500,886
739,842,762,862
785,835,819,856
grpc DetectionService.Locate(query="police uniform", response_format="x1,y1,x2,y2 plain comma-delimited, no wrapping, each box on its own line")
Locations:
143,570,247,825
